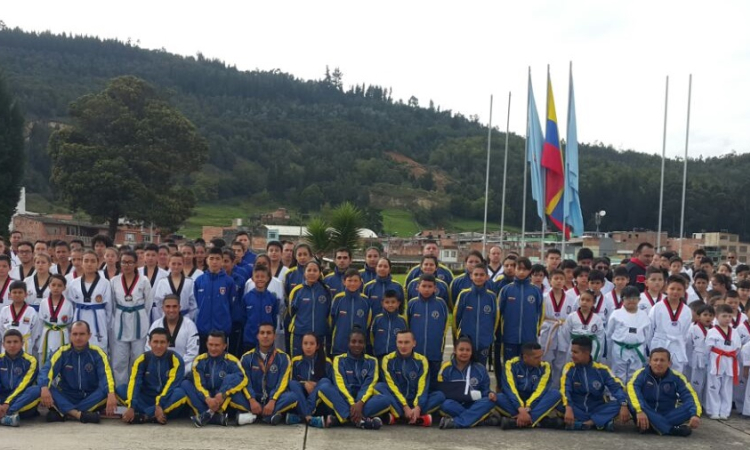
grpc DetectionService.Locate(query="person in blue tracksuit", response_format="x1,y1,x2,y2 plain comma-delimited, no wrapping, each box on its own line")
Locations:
238,324,297,425
182,331,250,427
370,290,408,358
496,257,543,386
449,251,485,308
288,261,331,358
363,257,405,315
407,256,451,308
116,328,187,424
495,342,563,429
324,248,354,298
406,274,449,387
359,247,381,285
404,240,454,287
627,348,701,437
317,327,390,429
229,243,252,282
561,336,630,431
453,264,499,365
224,248,249,358
286,333,333,428
282,244,314,352
0,330,40,426
39,321,117,423
234,231,257,270
437,336,498,429
194,248,237,353
241,265,279,353
330,269,372,356
377,330,445,426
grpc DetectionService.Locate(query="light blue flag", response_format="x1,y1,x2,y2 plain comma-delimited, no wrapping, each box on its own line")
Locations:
526,71,545,220
565,69,585,236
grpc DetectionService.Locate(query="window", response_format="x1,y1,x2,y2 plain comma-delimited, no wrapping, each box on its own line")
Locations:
741,246,747,253
125,233,135,243
142,234,152,243
66,226,77,236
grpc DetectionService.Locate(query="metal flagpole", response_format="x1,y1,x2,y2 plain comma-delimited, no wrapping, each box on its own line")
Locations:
541,65,550,256
679,74,692,258
657,76,669,251
482,95,494,255
521,69,531,257
499,92,511,252
561,62,572,259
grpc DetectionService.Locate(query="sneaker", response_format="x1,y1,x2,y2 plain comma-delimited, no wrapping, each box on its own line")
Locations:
308,416,325,428
500,417,517,430
79,411,100,424
439,417,455,429
359,417,382,430
210,412,228,427
669,425,692,437
709,415,721,420
192,410,214,428
371,417,383,430
46,409,65,423
565,420,590,431
237,412,257,426
270,413,283,425
285,413,302,425
416,414,432,427
0,413,20,427
387,412,398,425
720,416,730,420
326,415,340,428
479,415,501,427
601,420,615,432
538,417,564,429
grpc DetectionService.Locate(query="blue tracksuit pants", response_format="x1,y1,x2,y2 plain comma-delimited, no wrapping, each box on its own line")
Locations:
439,398,497,428
115,383,188,416
495,389,562,425
374,382,444,417
317,378,392,422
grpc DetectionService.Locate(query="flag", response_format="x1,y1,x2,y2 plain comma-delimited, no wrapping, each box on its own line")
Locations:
541,73,568,237
526,71,545,221
565,66,585,236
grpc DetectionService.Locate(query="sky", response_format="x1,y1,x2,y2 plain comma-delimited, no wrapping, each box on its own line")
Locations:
4,1,750,158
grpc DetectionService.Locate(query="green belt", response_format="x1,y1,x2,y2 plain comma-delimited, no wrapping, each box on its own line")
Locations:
116,303,146,340
571,333,600,361
41,321,69,365
614,341,646,364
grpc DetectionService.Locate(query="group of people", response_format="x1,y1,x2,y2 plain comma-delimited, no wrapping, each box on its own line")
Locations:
0,231,743,437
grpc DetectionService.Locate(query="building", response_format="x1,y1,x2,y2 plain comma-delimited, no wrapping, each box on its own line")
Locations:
12,214,160,247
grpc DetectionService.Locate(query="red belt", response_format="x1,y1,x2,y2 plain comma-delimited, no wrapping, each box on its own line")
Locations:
711,347,739,385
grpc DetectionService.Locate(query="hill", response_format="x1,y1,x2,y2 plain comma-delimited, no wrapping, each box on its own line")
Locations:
1,27,749,239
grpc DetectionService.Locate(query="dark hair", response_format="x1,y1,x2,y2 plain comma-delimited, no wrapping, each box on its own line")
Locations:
561,259,578,270
266,240,283,251
149,327,170,341
649,347,671,361
121,250,138,262
343,268,361,280
49,274,67,286
712,273,732,291
621,286,640,299
208,330,227,342
465,250,484,263
530,264,547,277
348,325,366,340
143,243,159,253
688,300,704,313
0,254,10,265
92,234,113,247
420,255,438,266
521,342,542,355
578,289,596,302
588,269,606,283
453,335,478,363
549,269,565,279
573,266,591,278
725,289,739,299
162,294,180,304
736,264,750,274
54,240,70,250
692,270,709,282
503,255,518,264
258,322,276,333
660,251,675,260
737,280,750,290
669,255,683,265
208,247,223,257
334,247,352,258
666,274,687,288
636,242,654,253
71,320,91,333
383,289,400,300
419,273,436,284
677,273,691,284
210,238,227,249
576,248,594,262
395,329,414,339
699,256,713,266
612,266,629,279
571,336,593,352
545,248,561,257
16,241,33,251
301,333,328,382
70,239,84,247
2,329,23,342
696,304,715,316
9,280,26,292
422,239,438,248
692,249,707,257
252,264,270,277
235,231,250,238
471,263,488,274
645,266,665,278
516,257,532,271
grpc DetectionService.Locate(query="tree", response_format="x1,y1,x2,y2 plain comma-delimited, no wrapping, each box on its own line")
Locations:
48,76,208,236
305,217,332,258
329,202,364,251
0,73,25,234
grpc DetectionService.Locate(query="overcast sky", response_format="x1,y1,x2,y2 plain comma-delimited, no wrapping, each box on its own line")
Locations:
4,1,749,158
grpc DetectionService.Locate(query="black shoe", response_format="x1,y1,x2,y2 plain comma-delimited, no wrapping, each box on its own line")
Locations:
479,415,501,427
209,412,228,427
500,417,517,430
79,411,100,424
326,415,340,428
46,409,66,423
270,413,283,425
538,417,564,429
439,417,455,429
669,425,692,437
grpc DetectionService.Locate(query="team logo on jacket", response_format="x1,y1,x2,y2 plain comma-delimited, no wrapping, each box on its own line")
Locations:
265,305,273,314
318,295,327,304
531,375,538,383
431,311,440,319
361,369,368,377
393,327,402,334
96,295,103,303
592,381,602,390
270,365,278,374
470,377,478,386
527,296,535,304
13,366,23,376
219,371,226,378
23,317,30,323
663,384,672,393
481,349,489,357
566,306,572,314
356,309,365,318
219,287,226,295
84,363,94,373
591,325,598,333
483,305,492,314
409,371,418,380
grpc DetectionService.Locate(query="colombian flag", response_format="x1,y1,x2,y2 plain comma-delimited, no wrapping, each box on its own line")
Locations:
541,76,568,237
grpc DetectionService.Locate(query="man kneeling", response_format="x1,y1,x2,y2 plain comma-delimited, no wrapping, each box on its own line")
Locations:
39,321,117,423
561,336,629,431
627,347,700,436
0,330,41,426
495,342,563,429
116,327,187,424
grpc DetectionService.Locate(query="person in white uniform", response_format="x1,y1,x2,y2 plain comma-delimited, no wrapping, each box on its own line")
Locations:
145,295,199,375
648,275,692,374
66,250,113,352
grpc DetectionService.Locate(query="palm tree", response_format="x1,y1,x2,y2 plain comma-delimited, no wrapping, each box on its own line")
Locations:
305,217,332,258
329,202,364,251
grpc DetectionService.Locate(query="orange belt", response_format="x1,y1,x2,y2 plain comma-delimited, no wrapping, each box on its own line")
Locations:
711,347,739,385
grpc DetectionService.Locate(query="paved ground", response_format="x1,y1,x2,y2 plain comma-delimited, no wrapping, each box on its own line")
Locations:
0,412,748,450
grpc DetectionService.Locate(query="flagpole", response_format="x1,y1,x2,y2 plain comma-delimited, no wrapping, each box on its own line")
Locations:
541,65,550,257
657,76,669,251
482,95,494,255
561,62,572,259
521,68,531,256
499,92,511,252
679,74,692,258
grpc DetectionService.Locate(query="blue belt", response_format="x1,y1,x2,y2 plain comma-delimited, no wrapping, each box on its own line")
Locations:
75,303,106,337
116,303,146,340
30,304,40,312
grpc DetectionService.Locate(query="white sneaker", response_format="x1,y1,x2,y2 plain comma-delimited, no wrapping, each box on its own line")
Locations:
0,414,19,427
709,415,721,420
237,412,257,426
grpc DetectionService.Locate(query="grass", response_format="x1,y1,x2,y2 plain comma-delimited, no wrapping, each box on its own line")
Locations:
178,201,283,238
25,193,71,215
447,217,522,234
382,208,420,237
